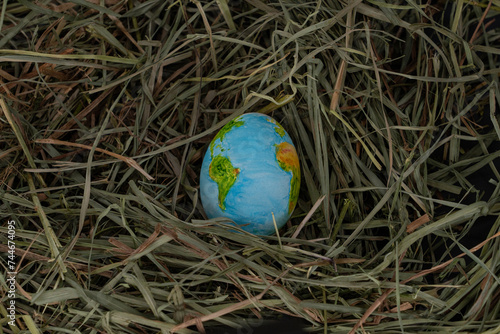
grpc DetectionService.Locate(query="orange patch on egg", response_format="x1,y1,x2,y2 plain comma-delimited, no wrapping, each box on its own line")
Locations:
276,142,299,168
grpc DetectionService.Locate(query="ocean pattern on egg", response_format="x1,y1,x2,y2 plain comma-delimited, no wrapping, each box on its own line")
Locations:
200,113,300,235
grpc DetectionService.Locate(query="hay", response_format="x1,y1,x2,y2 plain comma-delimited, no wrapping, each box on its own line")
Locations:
1,1,500,333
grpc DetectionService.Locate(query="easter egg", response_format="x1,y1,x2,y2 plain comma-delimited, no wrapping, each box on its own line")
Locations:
200,113,300,235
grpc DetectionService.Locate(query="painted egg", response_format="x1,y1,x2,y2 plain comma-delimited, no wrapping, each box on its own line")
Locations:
200,113,300,235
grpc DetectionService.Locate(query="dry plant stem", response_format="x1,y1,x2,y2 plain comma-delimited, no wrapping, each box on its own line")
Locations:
170,1,204,214
171,281,269,332
1,2,499,332
109,223,163,263
184,52,290,83
369,39,395,181
444,0,492,128
46,88,116,140
26,174,67,274
193,0,218,73
0,49,137,65
465,0,493,58
0,145,22,160
406,213,431,234
107,14,145,54
34,138,154,180
329,8,353,112
0,243,113,279
349,229,500,334
171,261,312,333
0,96,47,187
291,195,326,239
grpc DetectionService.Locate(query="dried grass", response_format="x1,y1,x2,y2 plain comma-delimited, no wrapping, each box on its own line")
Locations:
1,1,500,333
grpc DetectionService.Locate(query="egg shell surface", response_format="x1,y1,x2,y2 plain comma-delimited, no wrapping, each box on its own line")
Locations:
200,113,300,235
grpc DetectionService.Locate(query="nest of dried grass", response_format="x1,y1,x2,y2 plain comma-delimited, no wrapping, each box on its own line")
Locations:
1,1,500,333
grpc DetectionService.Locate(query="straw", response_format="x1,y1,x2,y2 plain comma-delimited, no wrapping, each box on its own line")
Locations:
1,1,500,333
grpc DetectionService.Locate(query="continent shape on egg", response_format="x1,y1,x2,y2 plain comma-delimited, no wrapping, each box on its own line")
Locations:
208,155,240,210
276,142,300,214
200,113,300,235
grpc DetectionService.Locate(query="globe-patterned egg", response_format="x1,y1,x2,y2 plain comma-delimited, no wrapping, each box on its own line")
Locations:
200,113,300,235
